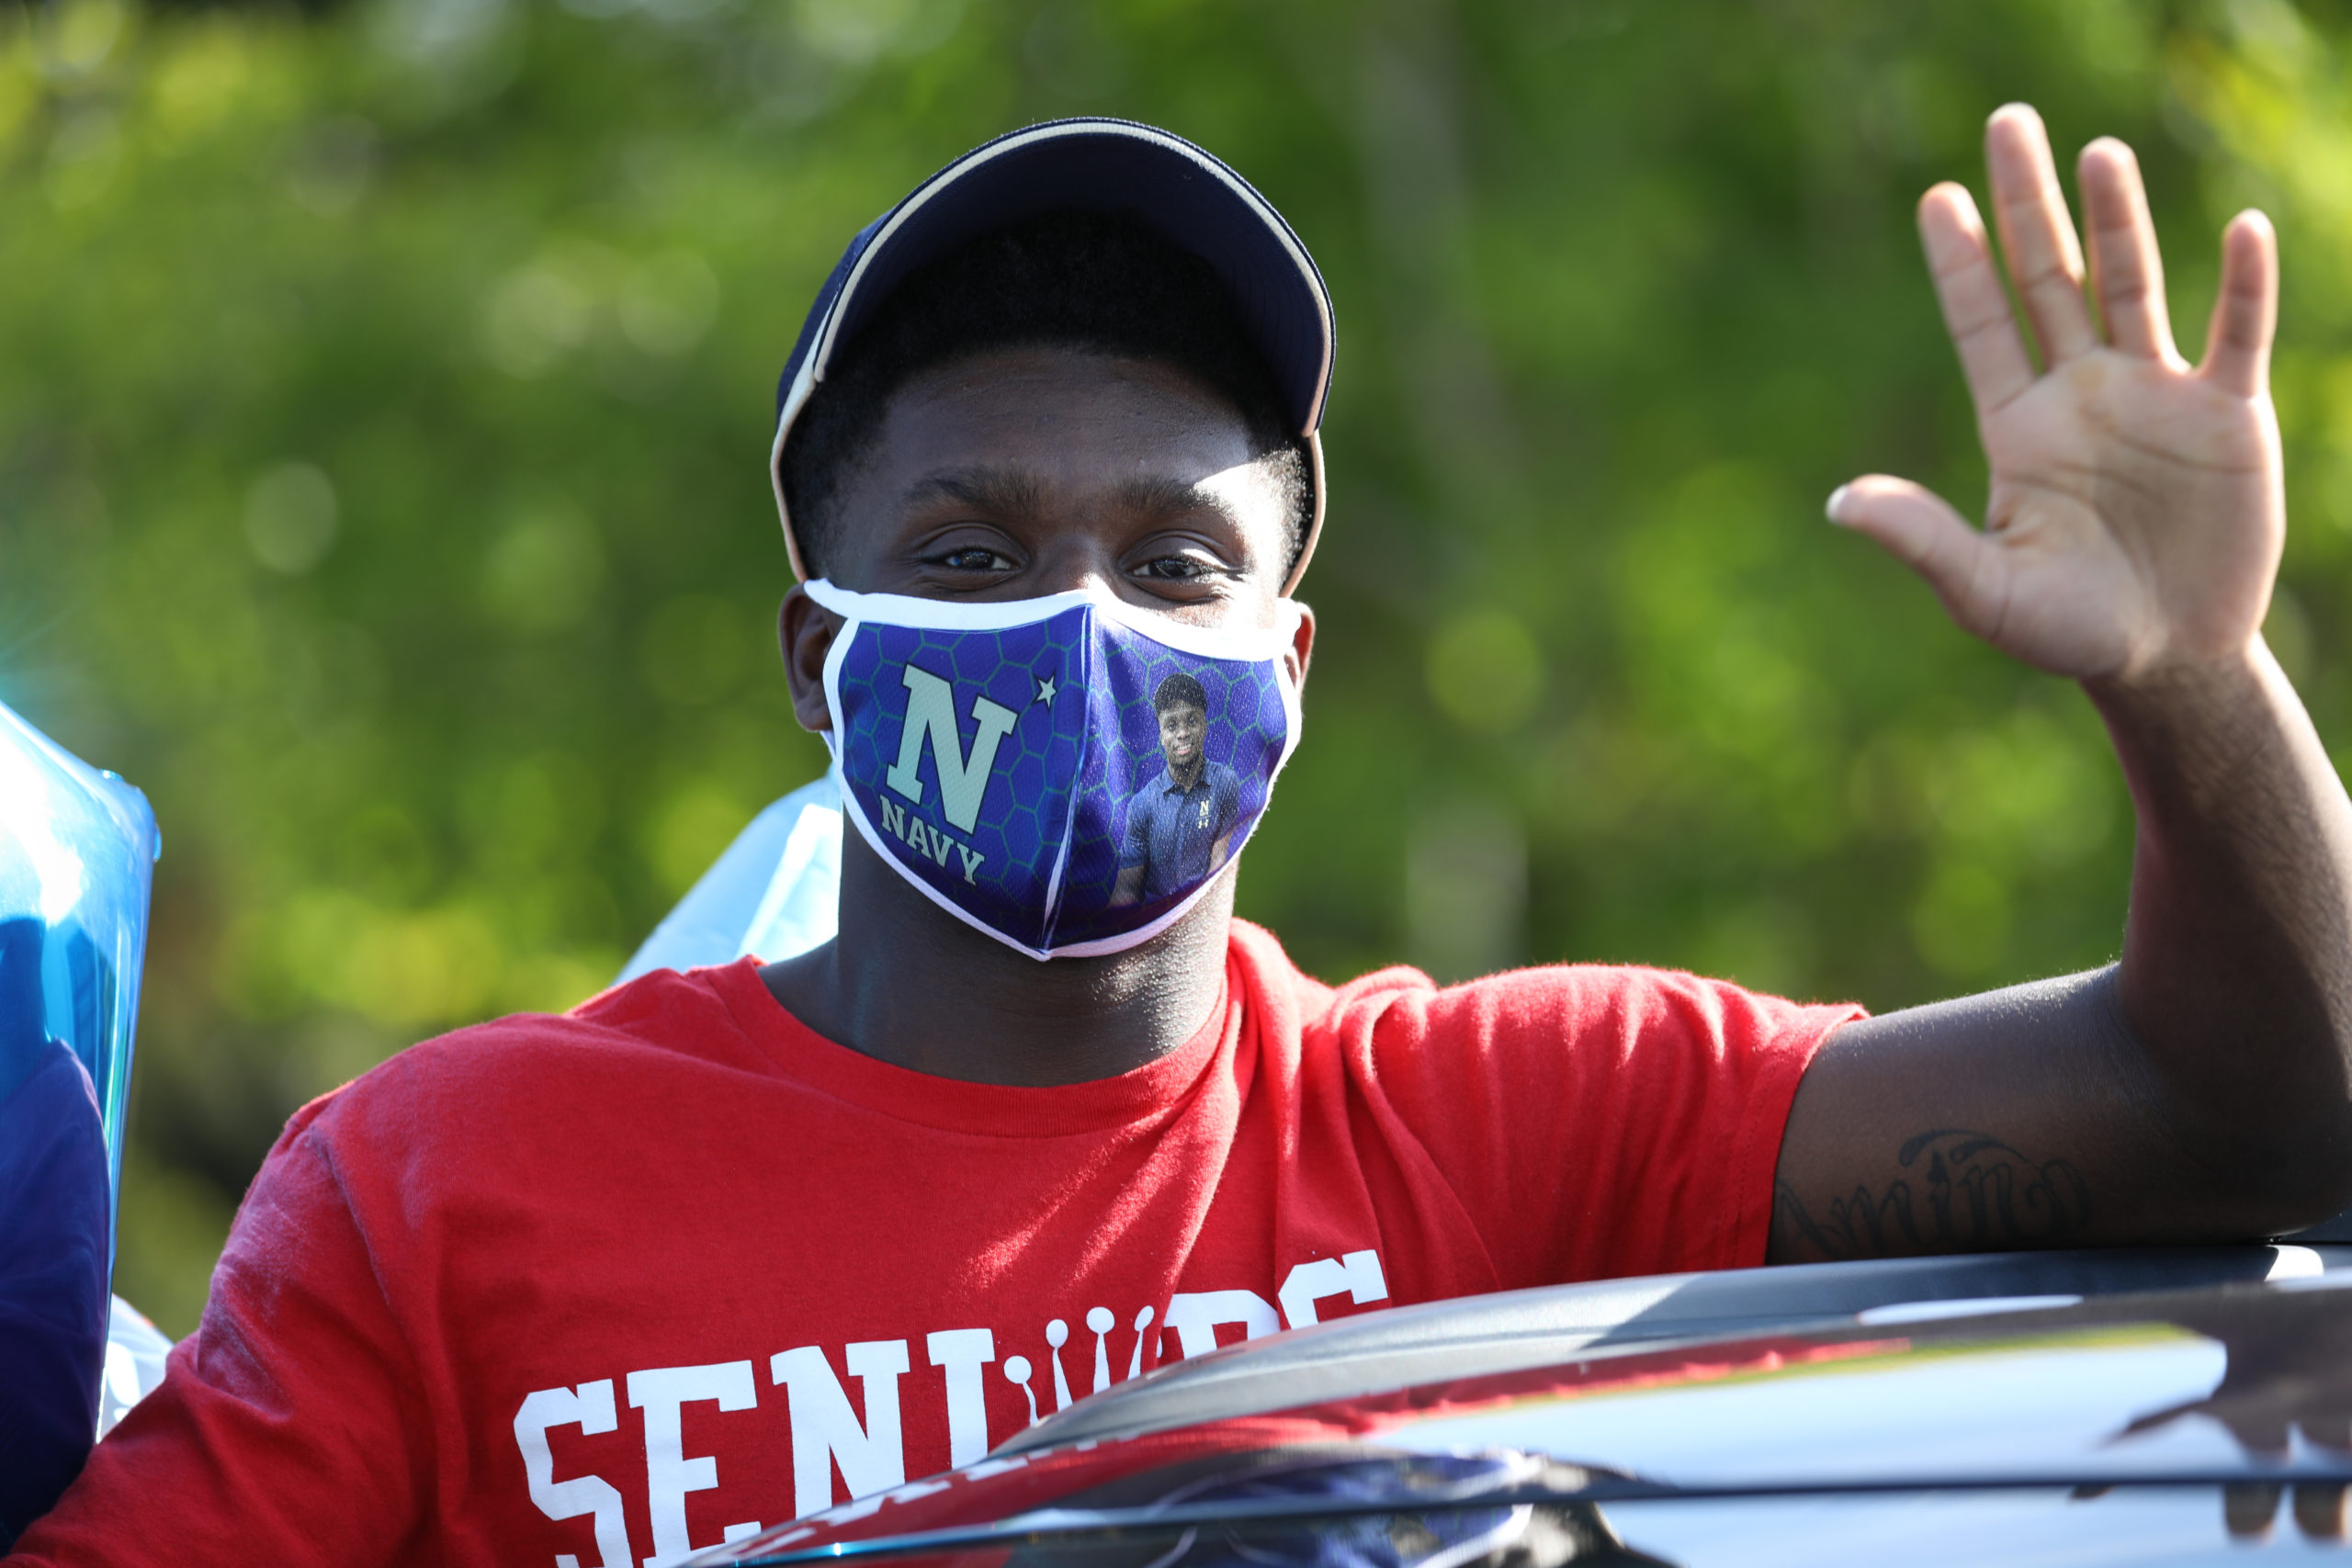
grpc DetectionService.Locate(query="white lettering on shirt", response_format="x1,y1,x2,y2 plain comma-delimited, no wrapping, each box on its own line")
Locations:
771,1339,910,1518
1277,1249,1391,1329
924,1328,995,1467
1045,1318,1074,1410
514,1380,633,1568
532,1253,1389,1556
1083,1306,1117,1395
1161,1289,1281,1358
626,1360,761,1568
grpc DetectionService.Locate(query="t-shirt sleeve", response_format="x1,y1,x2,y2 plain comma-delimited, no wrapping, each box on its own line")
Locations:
1118,791,1150,869
5,1113,429,1568
1344,965,1861,1287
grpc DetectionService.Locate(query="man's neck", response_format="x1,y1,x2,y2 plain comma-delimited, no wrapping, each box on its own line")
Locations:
1170,755,1204,790
760,834,1231,1086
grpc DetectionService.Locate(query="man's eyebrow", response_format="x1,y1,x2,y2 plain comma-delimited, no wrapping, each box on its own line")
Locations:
1113,475,1248,528
898,467,1046,515
897,468,1250,529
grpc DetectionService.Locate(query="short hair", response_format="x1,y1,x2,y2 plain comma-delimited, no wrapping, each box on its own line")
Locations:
1153,671,1209,717
781,210,1312,581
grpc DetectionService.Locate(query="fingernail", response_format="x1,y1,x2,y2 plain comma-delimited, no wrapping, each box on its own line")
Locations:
1826,484,1851,524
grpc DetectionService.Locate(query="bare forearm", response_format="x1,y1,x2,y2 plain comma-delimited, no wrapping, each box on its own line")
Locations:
2091,637,2352,1213
1771,646,2352,1264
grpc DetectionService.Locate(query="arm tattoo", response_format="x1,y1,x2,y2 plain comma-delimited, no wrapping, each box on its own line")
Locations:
1772,1129,2092,1260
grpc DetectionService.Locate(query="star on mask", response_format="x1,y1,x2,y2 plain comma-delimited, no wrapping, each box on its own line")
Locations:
1035,673,1057,706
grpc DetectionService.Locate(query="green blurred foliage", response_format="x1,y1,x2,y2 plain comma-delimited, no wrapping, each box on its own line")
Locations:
5,0,2351,1334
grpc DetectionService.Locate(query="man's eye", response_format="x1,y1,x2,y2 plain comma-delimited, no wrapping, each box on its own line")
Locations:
934,547,1012,571
1137,556,1214,581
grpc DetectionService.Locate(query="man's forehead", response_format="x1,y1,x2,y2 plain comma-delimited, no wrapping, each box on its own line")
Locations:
842,351,1295,534
876,349,1258,463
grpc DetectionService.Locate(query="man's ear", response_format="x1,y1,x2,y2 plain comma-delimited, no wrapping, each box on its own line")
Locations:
778,587,840,733
1283,600,1316,696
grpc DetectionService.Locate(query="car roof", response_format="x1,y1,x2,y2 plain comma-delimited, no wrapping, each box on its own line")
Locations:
695,1251,2352,1568
1001,1244,2347,1452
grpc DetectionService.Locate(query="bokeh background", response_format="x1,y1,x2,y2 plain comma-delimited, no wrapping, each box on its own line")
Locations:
5,0,2351,1334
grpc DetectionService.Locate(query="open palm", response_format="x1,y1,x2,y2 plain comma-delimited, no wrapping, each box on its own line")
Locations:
1835,105,2283,683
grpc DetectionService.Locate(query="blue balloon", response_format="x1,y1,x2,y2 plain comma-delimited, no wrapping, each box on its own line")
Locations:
0,698,158,1547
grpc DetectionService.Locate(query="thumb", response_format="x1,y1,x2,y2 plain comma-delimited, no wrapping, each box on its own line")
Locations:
1828,475,2004,637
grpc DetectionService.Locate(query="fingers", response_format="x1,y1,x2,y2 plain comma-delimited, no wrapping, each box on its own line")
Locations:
2202,209,2278,398
2078,137,2179,364
1918,184,2036,416
2226,1483,2286,1540
1827,476,2003,638
1985,104,2098,367
2225,1411,2295,1458
2295,1483,2349,1543
2303,1413,2352,1453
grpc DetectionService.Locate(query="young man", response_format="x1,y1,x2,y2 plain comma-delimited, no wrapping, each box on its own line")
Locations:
12,108,2352,1568
1110,672,1241,908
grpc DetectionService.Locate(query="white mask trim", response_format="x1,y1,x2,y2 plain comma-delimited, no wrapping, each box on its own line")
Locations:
803,580,1304,664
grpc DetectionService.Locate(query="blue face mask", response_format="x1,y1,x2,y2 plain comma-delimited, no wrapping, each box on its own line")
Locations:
803,581,1304,960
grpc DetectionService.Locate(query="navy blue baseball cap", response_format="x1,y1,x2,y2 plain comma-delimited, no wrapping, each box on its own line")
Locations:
767,118,1336,592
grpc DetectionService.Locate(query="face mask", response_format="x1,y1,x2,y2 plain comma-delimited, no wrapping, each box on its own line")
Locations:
803,580,1304,960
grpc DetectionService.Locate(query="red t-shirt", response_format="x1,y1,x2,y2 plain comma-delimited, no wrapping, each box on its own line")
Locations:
9,920,1856,1568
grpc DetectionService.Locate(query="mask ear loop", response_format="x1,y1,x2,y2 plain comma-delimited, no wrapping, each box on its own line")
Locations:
1268,597,1308,773
813,593,857,771
801,582,850,766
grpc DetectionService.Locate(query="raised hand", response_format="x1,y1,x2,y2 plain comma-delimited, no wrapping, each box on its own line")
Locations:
1830,104,2282,683
2113,1294,2352,1542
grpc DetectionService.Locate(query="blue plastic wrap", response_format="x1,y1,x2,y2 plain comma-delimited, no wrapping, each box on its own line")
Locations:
0,697,159,1546
619,773,840,981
